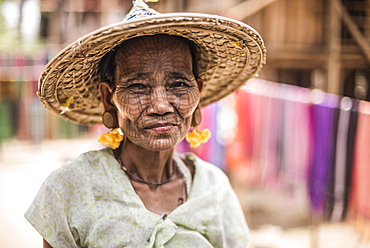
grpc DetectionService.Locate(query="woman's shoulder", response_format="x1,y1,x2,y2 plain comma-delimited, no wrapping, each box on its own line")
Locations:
183,152,229,183
53,147,112,172
44,148,116,189
184,152,224,171
179,153,235,201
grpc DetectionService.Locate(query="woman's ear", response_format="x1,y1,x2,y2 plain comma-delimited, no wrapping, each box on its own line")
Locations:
99,82,115,111
100,82,119,128
196,78,204,92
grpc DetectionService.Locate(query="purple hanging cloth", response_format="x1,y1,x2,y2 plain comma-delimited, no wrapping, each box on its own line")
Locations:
308,90,340,217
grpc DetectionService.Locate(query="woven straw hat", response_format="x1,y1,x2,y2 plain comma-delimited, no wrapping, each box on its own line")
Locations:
38,0,266,125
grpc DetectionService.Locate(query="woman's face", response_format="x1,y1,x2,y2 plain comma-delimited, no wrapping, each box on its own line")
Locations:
111,35,201,151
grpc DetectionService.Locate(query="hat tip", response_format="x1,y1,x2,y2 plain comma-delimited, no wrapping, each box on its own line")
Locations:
123,0,160,22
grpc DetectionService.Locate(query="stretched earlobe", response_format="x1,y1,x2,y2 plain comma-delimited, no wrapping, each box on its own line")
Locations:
191,106,201,127
102,110,118,129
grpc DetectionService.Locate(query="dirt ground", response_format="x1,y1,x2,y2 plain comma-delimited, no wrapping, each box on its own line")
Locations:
0,139,368,248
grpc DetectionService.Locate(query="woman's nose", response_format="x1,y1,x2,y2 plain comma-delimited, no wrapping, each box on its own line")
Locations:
147,87,174,115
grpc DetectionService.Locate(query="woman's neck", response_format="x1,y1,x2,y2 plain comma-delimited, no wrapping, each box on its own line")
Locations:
118,138,175,184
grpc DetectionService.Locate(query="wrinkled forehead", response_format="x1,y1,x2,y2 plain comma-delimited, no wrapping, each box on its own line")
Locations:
117,35,191,55
115,35,193,75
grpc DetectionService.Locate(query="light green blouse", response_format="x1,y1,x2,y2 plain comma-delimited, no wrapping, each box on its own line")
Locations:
25,148,249,248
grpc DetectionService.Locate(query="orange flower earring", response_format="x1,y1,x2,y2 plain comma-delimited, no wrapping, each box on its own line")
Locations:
186,107,211,148
98,128,124,149
98,110,124,149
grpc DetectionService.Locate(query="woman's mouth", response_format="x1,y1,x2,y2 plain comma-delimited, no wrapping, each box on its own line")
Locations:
145,123,176,133
151,126,173,132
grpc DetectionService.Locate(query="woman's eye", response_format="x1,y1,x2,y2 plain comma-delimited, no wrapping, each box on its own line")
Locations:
127,83,146,89
170,81,189,88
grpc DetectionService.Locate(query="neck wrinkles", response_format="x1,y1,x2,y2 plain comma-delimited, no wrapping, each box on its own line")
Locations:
117,138,175,183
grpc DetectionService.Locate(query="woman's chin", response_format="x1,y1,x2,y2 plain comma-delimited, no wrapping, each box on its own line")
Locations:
142,140,178,151
132,136,181,151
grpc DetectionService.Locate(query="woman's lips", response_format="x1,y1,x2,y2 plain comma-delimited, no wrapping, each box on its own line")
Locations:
151,126,173,132
145,123,176,133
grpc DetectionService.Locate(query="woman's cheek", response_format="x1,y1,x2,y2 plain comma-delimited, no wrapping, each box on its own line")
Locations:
175,90,200,116
178,105,197,119
115,93,143,120
185,99,200,118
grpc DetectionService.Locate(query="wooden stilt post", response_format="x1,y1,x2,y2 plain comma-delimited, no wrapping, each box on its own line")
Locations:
327,0,342,95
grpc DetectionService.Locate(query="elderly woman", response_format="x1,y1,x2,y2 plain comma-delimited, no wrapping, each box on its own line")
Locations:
25,1,266,247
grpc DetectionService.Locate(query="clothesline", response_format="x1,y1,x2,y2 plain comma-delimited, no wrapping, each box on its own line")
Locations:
184,78,370,237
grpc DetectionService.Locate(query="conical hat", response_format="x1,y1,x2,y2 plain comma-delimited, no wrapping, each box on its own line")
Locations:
38,0,266,125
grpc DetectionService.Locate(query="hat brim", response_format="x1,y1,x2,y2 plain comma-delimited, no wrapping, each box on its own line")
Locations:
38,13,266,125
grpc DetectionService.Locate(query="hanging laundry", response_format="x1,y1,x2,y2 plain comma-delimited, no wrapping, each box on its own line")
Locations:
279,85,313,202
194,102,226,170
226,86,255,183
328,98,359,221
247,80,273,185
307,90,340,217
350,101,370,219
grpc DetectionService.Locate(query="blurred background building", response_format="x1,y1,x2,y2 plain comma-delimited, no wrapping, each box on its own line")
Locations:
0,0,370,247
1,0,369,141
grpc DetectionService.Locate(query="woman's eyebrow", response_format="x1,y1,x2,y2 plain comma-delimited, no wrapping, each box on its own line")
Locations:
120,72,150,83
166,71,193,79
